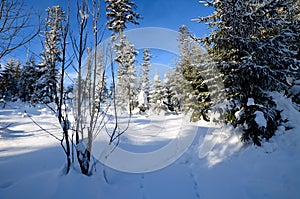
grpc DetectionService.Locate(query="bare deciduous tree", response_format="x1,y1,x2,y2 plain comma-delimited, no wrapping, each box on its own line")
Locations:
0,0,39,59
71,0,89,175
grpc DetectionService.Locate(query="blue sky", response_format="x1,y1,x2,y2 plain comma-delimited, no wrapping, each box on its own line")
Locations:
5,0,213,82
27,0,212,36
7,0,212,61
135,0,212,36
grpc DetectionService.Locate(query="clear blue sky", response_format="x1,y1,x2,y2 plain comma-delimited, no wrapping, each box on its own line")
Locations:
6,0,213,62
5,0,214,84
135,0,213,36
27,0,212,36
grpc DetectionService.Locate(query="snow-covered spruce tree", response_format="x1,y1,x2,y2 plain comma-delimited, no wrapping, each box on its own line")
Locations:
105,0,141,38
288,8,300,106
18,58,39,102
150,75,166,114
162,73,174,113
0,58,21,100
138,48,152,112
137,89,148,113
197,0,300,145
104,0,141,150
177,25,211,121
106,0,141,114
141,49,152,101
114,35,138,113
36,5,72,174
168,65,188,113
162,69,182,113
32,63,52,103
34,6,65,104
95,51,109,103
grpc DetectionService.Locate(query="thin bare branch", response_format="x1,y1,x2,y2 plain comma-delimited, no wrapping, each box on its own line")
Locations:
0,0,40,59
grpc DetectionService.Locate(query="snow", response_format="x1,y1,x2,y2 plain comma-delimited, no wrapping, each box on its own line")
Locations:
290,84,300,96
254,110,267,128
247,98,255,106
1,99,300,198
137,90,147,107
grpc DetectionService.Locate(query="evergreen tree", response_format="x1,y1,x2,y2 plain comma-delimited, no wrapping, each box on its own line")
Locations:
197,0,300,145
150,75,165,114
106,0,141,113
95,51,109,103
177,25,211,121
137,89,148,113
162,70,180,113
168,65,187,113
34,5,66,103
114,35,138,113
95,75,109,103
18,58,38,102
141,49,152,98
0,58,21,100
105,0,141,38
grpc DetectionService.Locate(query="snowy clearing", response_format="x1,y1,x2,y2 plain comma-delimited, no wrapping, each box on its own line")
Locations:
0,100,300,199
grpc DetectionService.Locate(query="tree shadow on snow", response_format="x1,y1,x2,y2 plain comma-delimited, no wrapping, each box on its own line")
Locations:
0,127,33,139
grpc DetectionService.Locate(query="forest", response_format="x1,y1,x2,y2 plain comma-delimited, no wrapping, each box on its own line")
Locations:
0,0,300,198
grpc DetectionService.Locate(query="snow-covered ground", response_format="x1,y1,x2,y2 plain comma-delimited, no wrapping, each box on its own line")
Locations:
1,97,300,199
